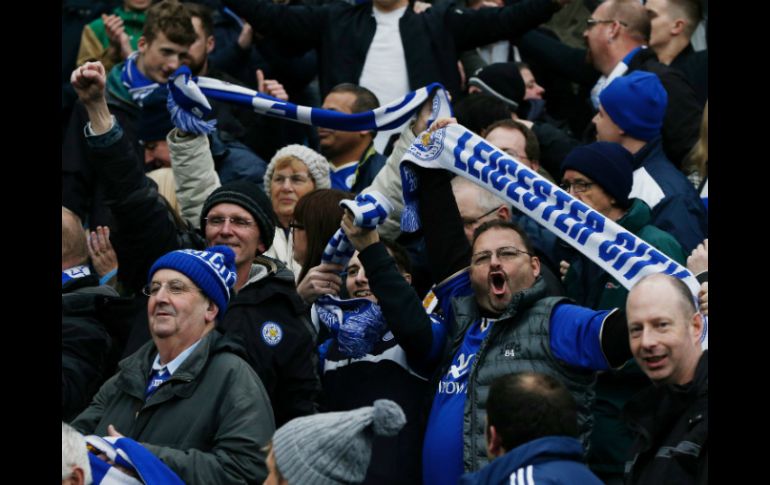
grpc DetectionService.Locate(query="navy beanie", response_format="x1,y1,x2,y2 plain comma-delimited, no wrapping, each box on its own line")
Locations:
200,181,277,251
561,142,635,209
599,71,667,142
148,245,237,313
468,62,525,111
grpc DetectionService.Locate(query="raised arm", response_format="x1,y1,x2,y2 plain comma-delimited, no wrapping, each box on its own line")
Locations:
342,213,445,368
223,0,325,49
448,0,568,51
72,62,190,292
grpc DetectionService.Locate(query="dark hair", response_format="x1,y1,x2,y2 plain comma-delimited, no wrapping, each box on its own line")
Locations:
184,2,214,37
329,83,381,113
143,0,197,46
454,94,512,136
487,372,579,451
381,238,412,275
472,219,535,255
328,83,380,136
294,189,354,282
484,118,541,162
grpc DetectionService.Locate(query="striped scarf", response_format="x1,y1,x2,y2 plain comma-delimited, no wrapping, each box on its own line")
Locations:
163,66,704,339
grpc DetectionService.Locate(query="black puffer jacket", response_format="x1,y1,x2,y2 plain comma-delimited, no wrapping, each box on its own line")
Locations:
623,351,708,485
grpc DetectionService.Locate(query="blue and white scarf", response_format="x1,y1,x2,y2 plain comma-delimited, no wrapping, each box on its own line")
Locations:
62,265,91,286
166,66,452,135
121,51,162,107
312,294,389,359
400,123,701,297
86,435,184,485
321,191,394,267
163,67,704,314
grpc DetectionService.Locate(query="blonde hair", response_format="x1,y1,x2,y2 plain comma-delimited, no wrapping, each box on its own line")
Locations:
146,168,182,218
687,101,708,177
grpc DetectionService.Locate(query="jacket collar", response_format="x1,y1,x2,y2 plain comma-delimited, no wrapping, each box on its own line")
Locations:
460,436,586,484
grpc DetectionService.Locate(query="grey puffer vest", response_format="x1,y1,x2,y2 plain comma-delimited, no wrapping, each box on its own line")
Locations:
445,277,597,472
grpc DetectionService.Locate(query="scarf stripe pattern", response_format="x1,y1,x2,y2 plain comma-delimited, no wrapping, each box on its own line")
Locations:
400,123,701,298
322,191,394,267
162,66,703,310
86,435,184,484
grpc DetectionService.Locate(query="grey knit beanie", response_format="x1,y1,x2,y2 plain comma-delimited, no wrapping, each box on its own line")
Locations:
273,399,406,485
264,144,332,190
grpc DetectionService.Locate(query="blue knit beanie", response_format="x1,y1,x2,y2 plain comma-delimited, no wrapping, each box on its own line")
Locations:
148,245,237,312
561,142,635,209
599,71,667,141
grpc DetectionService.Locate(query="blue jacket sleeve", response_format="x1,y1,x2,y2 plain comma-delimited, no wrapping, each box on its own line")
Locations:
550,303,614,370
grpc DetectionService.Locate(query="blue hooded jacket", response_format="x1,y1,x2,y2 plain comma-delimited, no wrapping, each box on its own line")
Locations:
459,436,603,485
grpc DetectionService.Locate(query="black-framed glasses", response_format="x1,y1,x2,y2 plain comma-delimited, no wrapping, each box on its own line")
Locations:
142,279,201,297
471,246,532,267
462,206,500,228
585,18,628,28
559,181,595,194
203,216,254,228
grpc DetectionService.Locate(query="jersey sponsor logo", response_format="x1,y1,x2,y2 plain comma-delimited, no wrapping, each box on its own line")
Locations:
260,321,283,346
437,380,467,395
447,353,474,380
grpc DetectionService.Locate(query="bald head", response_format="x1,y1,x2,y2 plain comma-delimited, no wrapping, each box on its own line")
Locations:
62,207,89,270
626,274,703,385
451,177,512,243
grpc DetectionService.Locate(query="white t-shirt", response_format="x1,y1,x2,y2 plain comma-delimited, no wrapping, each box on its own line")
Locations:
358,5,410,153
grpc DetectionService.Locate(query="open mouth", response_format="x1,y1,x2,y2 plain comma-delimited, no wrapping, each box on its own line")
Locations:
353,290,373,298
644,355,667,368
490,272,507,296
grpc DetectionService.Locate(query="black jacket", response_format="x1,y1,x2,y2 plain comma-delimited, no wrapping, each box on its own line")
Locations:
222,256,321,426
320,242,442,484
517,31,703,168
62,274,120,421
225,0,561,99
623,351,708,485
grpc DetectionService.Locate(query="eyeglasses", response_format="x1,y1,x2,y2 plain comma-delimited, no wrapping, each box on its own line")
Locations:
142,279,201,297
585,18,628,28
471,246,532,267
272,174,311,186
559,181,595,194
288,221,305,231
203,216,254,228
503,149,530,162
462,206,500,228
